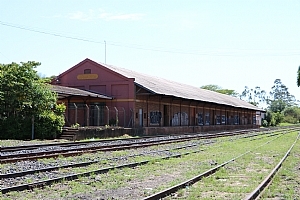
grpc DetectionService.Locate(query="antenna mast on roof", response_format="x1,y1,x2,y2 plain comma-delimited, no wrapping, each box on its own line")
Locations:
104,40,106,64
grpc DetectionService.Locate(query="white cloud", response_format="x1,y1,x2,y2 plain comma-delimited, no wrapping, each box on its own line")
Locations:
67,9,143,21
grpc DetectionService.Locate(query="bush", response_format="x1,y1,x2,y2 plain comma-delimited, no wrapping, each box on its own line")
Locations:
283,115,298,124
262,119,268,127
0,117,31,139
0,62,66,140
35,104,65,139
0,104,65,140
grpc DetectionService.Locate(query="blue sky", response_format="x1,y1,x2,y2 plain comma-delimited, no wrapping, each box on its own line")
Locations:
1,0,300,104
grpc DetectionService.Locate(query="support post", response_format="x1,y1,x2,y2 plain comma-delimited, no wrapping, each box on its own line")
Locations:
96,105,100,126
114,107,119,126
85,104,89,126
106,106,110,125
74,103,78,125
121,107,126,127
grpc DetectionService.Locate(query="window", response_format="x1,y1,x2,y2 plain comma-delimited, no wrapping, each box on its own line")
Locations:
253,116,256,124
216,115,221,125
221,115,226,124
171,112,188,126
205,113,210,125
84,69,91,74
197,113,203,125
234,115,239,125
150,111,162,124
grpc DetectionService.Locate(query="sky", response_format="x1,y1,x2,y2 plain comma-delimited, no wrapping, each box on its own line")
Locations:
1,0,300,105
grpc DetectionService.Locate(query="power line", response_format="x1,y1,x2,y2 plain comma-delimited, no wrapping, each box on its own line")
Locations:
0,21,104,44
0,20,206,55
1,20,300,57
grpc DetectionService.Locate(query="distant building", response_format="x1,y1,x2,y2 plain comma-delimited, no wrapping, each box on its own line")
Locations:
51,58,264,134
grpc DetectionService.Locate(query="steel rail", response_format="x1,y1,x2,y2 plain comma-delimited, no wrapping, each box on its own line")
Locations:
2,130,277,179
0,132,228,154
0,130,288,194
1,127,279,152
243,133,300,200
0,143,199,179
0,131,237,152
1,150,203,194
0,131,251,163
0,134,172,152
1,128,290,164
142,131,288,200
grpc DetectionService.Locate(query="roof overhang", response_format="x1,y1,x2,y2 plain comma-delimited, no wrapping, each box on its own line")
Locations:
50,85,113,100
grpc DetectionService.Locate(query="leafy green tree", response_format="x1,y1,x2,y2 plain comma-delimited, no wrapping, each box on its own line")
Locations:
268,79,296,107
265,111,275,126
273,112,284,125
268,99,287,113
262,79,298,127
0,61,65,139
240,86,266,107
201,84,239,97
297,66,300,87
283,106,300,124
264,111,283,126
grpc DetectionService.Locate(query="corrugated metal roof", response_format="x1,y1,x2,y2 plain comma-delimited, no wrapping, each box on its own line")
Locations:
51,85,113,100
101,62,263,111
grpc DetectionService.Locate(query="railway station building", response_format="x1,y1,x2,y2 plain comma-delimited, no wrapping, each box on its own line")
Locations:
51,58,264,135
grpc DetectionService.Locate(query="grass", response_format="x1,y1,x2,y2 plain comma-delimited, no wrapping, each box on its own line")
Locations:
260,134,300,199
279,122,297,126
1,129,297,199
0,134,139,147
172,131,298,199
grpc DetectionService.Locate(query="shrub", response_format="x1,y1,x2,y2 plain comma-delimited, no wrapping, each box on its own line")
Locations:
35,103,65,139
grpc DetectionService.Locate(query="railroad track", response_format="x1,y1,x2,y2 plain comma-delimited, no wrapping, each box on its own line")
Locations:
1,146,206,194
244,133,300,200
0,128,290,195
0,128,271,163
0,142,205,179
142,130,299,200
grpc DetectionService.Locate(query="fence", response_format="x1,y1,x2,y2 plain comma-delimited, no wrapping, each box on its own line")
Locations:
66,103,132,127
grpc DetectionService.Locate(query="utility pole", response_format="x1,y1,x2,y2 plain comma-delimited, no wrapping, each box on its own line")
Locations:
104,40,106,64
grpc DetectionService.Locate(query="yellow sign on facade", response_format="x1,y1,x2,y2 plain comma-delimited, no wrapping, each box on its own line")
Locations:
77,74,98,80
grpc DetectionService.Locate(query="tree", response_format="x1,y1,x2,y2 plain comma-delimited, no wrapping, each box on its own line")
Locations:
268,99,287,113
0,61,65,139
264,110,283,126
283,106,300,124
268,79,296,111
265,111,275,126
201,84,239,97
263,79,297,126
297,66,300,87
240,86,266,107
